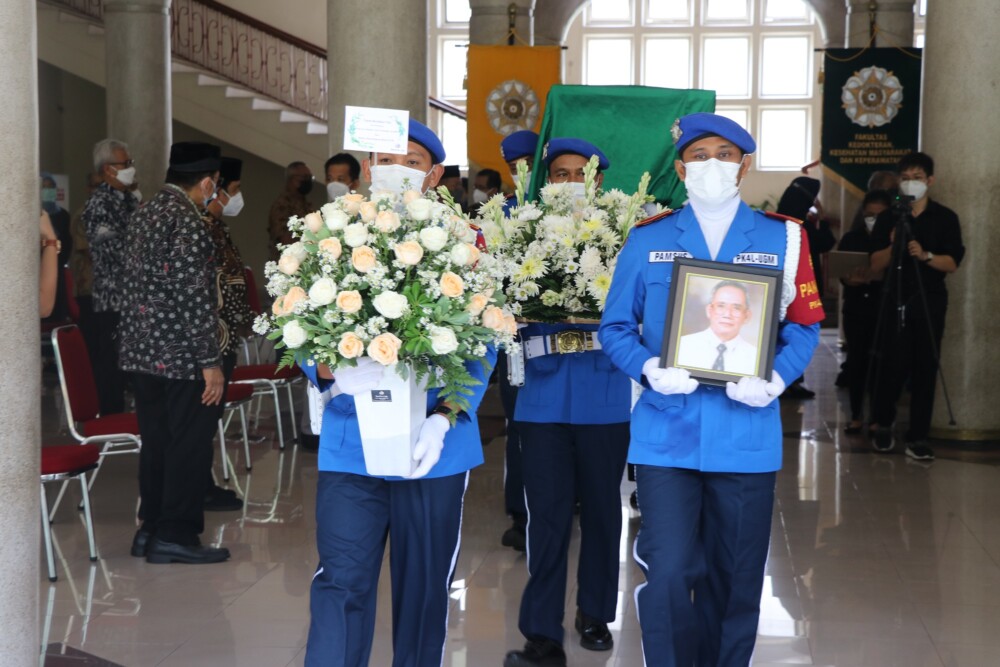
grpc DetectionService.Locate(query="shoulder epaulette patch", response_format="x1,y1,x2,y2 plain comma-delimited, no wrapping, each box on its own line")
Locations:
468,222,481,231
761,210,803,225
634,208,676,228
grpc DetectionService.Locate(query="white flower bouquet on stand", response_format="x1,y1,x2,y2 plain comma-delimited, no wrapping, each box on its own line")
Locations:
255,189,516,475
477,157,656,323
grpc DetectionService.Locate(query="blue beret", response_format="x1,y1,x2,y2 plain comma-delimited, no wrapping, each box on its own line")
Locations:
542,137,610,171
671,112,756,155
500,130,539,162
407,119,446,165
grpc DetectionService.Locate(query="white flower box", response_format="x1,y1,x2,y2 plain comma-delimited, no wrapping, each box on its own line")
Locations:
353,364,428,477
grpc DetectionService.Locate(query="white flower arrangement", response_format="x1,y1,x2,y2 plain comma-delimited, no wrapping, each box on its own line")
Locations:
477,157,653,322
256,188,517,410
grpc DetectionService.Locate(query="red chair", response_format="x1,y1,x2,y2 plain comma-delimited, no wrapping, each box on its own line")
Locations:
51,325,141,513
218,382,254,481
41,443,100,582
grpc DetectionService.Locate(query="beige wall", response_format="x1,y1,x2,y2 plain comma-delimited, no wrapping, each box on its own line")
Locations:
218,0,326,49
37,61,285,299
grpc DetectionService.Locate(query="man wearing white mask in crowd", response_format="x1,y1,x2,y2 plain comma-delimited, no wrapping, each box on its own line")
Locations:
200,156,254,510
302,118,497,667
83,138,139,416
324,152,361,201
598,113,824,667
472,168,501,208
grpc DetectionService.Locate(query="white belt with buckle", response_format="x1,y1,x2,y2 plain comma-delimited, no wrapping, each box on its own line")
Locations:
522,330,603,359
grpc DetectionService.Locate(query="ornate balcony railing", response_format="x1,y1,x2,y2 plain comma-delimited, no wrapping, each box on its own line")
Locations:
40,0,466,122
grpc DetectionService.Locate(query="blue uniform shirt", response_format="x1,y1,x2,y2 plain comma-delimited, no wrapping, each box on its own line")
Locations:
301,346,498,479
514,322,632,425
598,204,823,473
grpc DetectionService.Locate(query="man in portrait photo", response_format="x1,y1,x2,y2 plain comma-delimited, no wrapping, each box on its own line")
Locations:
677,279,758,375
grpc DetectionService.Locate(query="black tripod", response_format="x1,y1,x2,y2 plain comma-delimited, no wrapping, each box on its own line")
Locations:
864,196,956,451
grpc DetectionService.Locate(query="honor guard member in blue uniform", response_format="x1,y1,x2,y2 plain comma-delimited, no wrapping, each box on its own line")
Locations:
504,138,632,667
598,113,825,667
303,119,498,667
497,129,540,551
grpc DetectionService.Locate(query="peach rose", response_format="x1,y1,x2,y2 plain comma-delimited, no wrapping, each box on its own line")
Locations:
503,313,518,335
318,237,342,260
303,211,324,233
439,271,465,298
402,189,422,205
272,285,307,315
337,332,365,359
341,192,365,215
367,333,402,366
467,293,490,316
358,201,378,223
394,241,424,266
374,210,401,233
335,290,363,314
351,246,378,273
277,253,300,276
482,305,506,331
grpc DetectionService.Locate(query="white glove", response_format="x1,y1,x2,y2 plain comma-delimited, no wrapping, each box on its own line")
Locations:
408,414,450,479
725,371,786,408
642,357,699,395
333,357,385,396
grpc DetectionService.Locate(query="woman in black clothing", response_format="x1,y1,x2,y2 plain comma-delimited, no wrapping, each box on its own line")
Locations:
838,190,892,433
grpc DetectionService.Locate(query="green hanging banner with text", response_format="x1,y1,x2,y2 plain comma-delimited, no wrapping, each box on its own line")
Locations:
821,47,922,196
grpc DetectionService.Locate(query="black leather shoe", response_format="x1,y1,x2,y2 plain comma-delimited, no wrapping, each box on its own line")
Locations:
130,529,153,558
503,638,566,666
501,524,526,552
204,487,244,512
575,609,613,651
145,538,230,565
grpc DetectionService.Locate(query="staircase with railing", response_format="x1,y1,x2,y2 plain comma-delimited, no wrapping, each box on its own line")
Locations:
38,0,464,165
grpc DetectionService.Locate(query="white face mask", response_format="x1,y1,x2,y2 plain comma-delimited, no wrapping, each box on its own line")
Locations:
131,189,143,203
472,188,490,204
114,165,136,187
899,179,928,200
327,181,350,201
370,163,430,195
222,191,245,217
683,158,743,208
864,215,877,231
566,182,587,199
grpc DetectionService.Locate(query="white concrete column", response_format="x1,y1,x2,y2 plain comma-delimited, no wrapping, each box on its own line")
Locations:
533,0,586,46
924,0,1000,440
470,0,535,46
104,0,172,185
0,0,40,662
845,1,914,48
326,0,428,158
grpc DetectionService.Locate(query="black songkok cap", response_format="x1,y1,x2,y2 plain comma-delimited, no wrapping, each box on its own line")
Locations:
169,142,222,173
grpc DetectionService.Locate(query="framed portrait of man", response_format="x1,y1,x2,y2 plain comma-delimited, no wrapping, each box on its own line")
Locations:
661,258,783,386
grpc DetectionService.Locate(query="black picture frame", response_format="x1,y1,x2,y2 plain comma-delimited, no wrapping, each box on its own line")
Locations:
660,258,783,387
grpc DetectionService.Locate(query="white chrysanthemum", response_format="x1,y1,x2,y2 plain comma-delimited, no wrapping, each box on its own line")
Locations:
578,246,603,276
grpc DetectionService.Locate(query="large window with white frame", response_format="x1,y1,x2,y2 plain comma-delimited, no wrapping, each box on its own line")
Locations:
428,0,471,169
565,0,823,172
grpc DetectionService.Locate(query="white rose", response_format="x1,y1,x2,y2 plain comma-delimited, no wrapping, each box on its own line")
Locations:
372,290,408,319
282,321,308,349
286,242,308,262
419,226,449,252
449,243,471,266
427,325,459,355
308,277,337,306
277,252,300,276
324,207,351,231
406,198,434,221
343,222,369,247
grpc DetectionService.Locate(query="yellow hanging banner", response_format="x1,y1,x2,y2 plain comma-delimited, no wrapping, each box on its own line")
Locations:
466,45,562,186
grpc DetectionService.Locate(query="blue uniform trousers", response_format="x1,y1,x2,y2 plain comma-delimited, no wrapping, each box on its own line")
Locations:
305,471,468,667
633,466,776,667
518,421,629,644
497,353,526,520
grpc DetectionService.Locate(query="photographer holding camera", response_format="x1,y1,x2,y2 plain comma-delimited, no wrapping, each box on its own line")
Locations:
868,152,965,461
